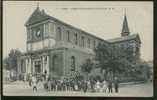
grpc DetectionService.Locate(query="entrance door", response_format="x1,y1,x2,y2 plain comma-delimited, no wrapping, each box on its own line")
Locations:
35,61,41,73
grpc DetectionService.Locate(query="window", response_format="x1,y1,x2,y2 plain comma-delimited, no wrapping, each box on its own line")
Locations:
87,38,90,48
81,36,85,47
57,27,62,40
33,29,36,39
66,30,70,42
71,56,75,71
74,33,78,45
52,55,57,71
45,23,49,37
93,40,96,49
21,60,26,73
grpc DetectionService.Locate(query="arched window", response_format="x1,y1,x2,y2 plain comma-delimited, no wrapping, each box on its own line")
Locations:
52,55,57,71
87,38,90,48
74,33,78,45
66,30,70,42
81,36,85,47
71,56,75,71
57,27,62,40
93,40,96,49
45,23,49,37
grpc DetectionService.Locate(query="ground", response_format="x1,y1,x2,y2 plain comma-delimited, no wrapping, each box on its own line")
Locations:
3,81,153,97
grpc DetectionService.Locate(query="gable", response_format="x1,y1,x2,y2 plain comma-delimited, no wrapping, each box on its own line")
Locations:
25,7,51,26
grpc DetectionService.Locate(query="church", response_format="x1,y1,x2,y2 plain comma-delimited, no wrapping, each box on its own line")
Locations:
17,6,141,79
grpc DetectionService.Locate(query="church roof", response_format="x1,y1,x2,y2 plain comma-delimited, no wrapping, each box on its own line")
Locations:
107,34,141,43
25,7,141,45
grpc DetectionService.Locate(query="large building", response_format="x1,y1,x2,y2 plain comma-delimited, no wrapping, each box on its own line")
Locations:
17,7,141,79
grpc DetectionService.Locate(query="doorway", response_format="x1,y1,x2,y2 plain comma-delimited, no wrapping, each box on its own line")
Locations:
35,61,41,73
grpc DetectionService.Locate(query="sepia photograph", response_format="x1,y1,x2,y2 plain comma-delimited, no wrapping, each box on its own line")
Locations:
2,1,153,97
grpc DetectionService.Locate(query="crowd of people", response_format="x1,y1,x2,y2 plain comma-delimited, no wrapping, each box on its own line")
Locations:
28,72,119,93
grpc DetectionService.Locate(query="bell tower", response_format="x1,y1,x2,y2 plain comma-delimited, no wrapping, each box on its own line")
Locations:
121,9,130,37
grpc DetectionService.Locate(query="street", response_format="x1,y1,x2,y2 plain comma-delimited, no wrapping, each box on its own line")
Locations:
3,81,153,97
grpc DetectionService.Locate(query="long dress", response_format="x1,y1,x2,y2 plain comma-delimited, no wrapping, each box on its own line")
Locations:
87,81,91,92
102,80,108,92
95,81,101,92
74,83,78,91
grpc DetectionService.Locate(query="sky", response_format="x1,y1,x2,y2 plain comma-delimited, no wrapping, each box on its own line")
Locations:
3,1,153,61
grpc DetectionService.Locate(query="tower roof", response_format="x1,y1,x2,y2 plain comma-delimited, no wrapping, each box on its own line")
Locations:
25,7,51,26
121,14,130,36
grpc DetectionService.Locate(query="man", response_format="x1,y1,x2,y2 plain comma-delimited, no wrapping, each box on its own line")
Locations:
47,77,51,91
114,77,119,93
83,80,88,93
108,81,113,93
90,79,95,92
51,79,55,91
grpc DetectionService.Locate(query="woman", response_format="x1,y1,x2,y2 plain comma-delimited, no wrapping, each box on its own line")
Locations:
87,80,91,92
102,80,108,93
95,80,101,92
74,81,79,91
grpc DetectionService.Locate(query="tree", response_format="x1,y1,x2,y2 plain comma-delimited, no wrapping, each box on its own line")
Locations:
3,57,10,70
80,59,94,80
3,49,22,72
133,60,151,81
94,42,133,81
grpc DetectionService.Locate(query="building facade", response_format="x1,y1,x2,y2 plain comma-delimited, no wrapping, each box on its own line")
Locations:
17,7,141,79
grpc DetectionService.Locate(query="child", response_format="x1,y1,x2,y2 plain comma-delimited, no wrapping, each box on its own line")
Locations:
32,75,37,92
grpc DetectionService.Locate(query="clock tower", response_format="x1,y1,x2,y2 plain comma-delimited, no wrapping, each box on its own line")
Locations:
25,6,56,52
